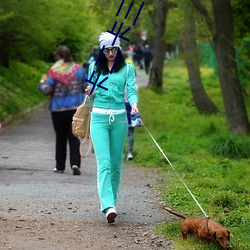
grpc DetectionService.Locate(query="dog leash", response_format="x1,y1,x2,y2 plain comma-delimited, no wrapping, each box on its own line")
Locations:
139,118,209,218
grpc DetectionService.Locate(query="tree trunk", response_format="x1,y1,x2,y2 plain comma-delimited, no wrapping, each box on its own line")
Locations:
184,4,218,114
212,0,250,134
148,0,168,89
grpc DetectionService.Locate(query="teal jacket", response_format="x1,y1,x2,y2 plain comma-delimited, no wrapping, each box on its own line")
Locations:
88,62,138,110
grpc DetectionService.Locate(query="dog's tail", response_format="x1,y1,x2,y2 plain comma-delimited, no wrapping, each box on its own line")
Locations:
162,206,187,220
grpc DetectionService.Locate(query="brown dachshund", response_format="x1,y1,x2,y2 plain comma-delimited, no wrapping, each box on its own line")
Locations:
162,207,231,249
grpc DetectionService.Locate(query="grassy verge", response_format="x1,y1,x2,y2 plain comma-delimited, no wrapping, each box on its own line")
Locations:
0,60,50,124
129,59,250,250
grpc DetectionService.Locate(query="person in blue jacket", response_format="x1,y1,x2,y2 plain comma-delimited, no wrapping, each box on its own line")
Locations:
39,45,87,176
85,32,138,223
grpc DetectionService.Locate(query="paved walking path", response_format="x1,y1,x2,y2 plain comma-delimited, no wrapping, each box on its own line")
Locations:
135,68,149,87
0,70,172,249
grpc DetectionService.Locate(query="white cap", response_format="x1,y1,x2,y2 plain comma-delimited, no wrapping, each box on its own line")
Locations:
99,32,121,49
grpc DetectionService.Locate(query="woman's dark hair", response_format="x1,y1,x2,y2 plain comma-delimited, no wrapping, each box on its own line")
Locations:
96,48,126,74
54,45,73,63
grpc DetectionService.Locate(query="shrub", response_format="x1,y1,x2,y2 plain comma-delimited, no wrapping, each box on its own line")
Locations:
210,191,237,209
210,135,250,159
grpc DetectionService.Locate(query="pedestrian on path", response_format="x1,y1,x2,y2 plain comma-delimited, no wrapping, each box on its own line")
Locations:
123,51,138,161
143,44,152,75
39,45,87,175
85,32,138,223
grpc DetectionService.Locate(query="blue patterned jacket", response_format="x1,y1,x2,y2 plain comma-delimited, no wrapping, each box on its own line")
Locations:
39,67,87,112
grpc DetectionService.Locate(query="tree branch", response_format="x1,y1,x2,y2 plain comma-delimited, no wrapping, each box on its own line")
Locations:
190,0,216,37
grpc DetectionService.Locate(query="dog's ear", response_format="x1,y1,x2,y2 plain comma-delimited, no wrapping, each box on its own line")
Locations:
213,231,217,240
227,230,230,240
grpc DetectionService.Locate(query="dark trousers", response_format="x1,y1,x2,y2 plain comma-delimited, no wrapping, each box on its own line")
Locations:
125,102,134,153
127,127,134,152
144,59,151,74
51,110,80,171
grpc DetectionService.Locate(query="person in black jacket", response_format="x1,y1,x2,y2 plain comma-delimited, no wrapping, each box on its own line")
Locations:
143,44,152,74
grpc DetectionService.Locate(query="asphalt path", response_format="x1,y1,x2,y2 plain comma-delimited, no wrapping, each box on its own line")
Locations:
0,106,165,223
0,69,172,249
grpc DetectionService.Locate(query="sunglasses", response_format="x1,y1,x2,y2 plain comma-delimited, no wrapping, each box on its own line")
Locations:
103,47,119,55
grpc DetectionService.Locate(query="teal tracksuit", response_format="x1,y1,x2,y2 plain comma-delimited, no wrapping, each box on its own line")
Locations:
88,62,137,212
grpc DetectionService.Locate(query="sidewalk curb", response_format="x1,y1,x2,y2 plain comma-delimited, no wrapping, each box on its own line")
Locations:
1,99,48,129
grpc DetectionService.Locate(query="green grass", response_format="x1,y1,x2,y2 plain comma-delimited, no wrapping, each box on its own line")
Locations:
0,60,50,123
129,59,250,250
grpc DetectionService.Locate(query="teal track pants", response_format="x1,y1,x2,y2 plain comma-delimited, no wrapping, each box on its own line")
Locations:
90,111,128,212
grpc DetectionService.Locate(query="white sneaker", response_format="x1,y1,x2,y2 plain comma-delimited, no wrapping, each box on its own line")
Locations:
72,165,81,175
53,168,64,173
127,152,133,160
105,207,117,223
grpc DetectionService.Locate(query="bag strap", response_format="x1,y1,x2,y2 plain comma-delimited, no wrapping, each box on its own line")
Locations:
80,139,93,158
124,62,129,101
79,94,94,158
79,112,94,158
126,62,129,81
126,62,129,89
83,94,88,105
78,62,95,158
91,61,95,74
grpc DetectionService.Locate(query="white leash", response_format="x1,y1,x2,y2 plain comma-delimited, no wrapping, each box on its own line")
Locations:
139,118,209,218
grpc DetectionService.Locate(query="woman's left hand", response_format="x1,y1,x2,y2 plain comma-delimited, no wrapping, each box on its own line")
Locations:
131,103,138,116
85,86,95,96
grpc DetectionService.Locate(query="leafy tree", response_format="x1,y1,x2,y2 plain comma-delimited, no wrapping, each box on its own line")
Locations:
53,0,99,62
232,0,250,39
183,1,218,114
190,0,250,134
160,0,218,113
148,0,177,89
0,0,98,67
90,0,150,49
164,1,184,44
232,0,250,95
0,0,56,66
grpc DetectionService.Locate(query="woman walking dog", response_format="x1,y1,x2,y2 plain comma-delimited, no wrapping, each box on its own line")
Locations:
85,32,138,223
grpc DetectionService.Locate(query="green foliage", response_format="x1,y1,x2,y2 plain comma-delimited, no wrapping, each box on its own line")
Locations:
165,2,184,44
0,60,49,122
165,0,213,44
236,37,250,95
210,135,250,159
91,0,153,46
0,0,99,66
154,221,181,240
210,191,238,209
129,58,250,249
232,0,250,39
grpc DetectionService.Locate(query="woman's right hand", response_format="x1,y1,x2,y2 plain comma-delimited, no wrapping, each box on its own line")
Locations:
85,86,95,96
40,74,47,83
